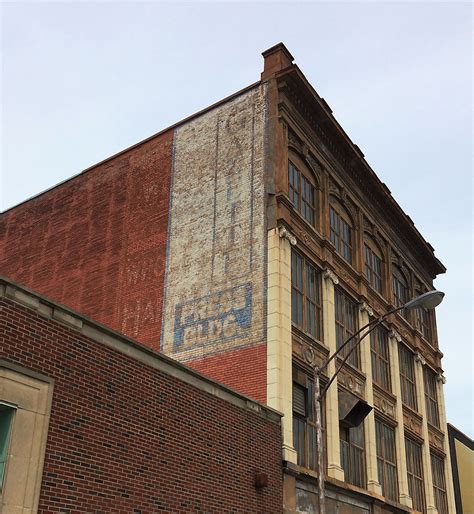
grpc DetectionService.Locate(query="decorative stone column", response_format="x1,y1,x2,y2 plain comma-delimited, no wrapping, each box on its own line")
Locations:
321,269,344,481
436,373,456,514
267,226,297,463
358,302,383,495
413,352,437,514
388,330,412,508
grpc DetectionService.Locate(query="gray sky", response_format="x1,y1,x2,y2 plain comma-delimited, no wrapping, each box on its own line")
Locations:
2,1,472,436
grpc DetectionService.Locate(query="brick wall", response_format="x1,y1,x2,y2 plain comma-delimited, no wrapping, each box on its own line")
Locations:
0,84,269,403
0,129,173,353
0,284,282,513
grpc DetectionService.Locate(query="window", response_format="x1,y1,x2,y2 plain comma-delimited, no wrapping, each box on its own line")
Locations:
424,367,440,428
399,344,417,410
293,382,317,470
364,241,383,293
370,325,391,391
414,290,433,341
330,204,353,264
375,418,398,501
431,453,448,514
288,161,316,225
335,288,359,368
392,266,409,320
405,437,425,512
340,422,366,488
0,404,15,489
291,249,322,339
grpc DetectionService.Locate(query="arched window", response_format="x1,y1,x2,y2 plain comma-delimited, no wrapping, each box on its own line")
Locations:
288,158,316,226
364,237,383,294
392,266,409,319
329,199,353,264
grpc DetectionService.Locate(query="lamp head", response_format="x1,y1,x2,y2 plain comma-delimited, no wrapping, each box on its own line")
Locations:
404,290,445,310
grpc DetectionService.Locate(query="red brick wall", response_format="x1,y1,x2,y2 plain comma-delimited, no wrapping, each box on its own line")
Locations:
189,344,267,404
0,294,282,513
0,130,173,352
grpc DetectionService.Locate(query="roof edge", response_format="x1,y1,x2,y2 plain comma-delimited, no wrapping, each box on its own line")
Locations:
1,81,261,215
0,275,282,424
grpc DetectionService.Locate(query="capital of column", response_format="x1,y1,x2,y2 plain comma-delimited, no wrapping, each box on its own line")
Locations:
436,373,447,384
278,225,297,246
414,352,426,366
359,301,374,317
323,268,339,285
389,329,402,342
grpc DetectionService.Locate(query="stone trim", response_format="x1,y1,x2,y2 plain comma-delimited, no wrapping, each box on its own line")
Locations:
0,277,281,424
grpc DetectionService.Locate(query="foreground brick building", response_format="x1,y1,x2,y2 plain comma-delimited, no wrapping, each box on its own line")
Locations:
1,44,456,512
0,277,282,513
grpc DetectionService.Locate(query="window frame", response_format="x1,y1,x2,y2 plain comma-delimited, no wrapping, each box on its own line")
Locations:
405,437,426,513
329,201,353,264
288,160,316,226
414,288,434,342
364,239,383,294
370,325,391,392
0,403,16,490
375,417,399,502
334,287,360,368
398,344,418,410
431,452,449,514
424,367,440,428
392,266,409,320
340,422,366,489
292,363,326,471
291,249,323,341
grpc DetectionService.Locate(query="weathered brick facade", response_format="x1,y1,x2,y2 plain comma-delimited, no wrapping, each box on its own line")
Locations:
0,85,269,403
0,278,282,513
0,129,174,353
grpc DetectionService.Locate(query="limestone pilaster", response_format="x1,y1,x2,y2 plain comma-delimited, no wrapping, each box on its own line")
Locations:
414,353,438,514
267,227,297,463
388,331,412,508
358,304,382,495
321,269,344,481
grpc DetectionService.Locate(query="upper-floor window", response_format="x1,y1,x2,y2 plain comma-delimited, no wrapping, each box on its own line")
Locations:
340,422,366,488
335,288,359,368
288,161,316,226
330,203,353,264
399,344,417,410
392,266,409,320
424,367,440,428
291,249,322,340
293,379,316,470
364,240,383,294
431,453,448,514
371,325,391,392
405,437,426,513
375,418,398,501
415,290,434,342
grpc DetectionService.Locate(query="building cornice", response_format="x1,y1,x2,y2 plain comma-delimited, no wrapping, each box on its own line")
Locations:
274,65,446,278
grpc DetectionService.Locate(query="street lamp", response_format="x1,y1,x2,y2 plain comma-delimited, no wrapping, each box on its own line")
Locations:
313,290,444,514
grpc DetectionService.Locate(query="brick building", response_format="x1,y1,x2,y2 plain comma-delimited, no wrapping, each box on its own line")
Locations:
0,43,456,512
0,277,282,513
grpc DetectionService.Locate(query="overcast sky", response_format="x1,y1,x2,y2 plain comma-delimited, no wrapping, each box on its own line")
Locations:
1,1,472,436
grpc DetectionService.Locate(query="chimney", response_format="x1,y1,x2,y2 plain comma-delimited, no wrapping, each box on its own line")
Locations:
261,42,294,80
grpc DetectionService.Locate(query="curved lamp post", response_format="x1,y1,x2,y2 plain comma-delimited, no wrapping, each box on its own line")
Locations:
314,290,445,514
